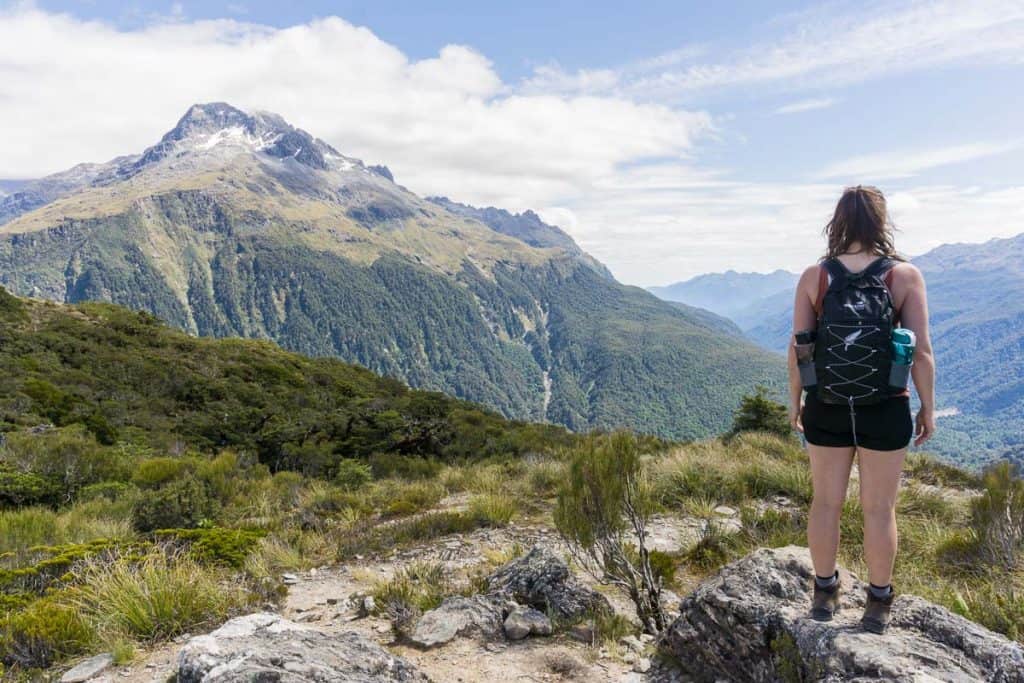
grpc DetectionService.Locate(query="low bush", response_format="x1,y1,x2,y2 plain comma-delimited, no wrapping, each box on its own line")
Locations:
154,528,267,568
131,475,216,532
0,598,96,669
334,458,373,491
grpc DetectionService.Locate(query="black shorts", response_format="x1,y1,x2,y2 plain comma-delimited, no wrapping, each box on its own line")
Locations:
802,392,913,451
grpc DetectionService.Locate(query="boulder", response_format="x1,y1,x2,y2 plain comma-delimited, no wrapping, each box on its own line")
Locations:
60,653,113,682
408,595,505,648
485,545,610,620
503,605,553,640
176,612,428,682
662,546,1024,683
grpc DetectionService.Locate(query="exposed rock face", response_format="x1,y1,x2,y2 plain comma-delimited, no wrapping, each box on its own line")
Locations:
408,595,505,648
486,545,610,621
662,546,1024,683
177,612,428,682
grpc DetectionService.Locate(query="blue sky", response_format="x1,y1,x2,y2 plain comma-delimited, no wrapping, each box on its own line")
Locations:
2,0,1022,284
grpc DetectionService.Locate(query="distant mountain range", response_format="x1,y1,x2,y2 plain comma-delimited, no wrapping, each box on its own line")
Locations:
649,269,799,328
0,102,783,441
651,238,1024,466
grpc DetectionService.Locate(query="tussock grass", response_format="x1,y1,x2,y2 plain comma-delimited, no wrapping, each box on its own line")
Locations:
69,551,256,642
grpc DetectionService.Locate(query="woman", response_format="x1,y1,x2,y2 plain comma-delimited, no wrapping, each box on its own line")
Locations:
788,185,935,634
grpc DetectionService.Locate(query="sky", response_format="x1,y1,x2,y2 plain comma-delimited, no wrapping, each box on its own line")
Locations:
1,1,1022,285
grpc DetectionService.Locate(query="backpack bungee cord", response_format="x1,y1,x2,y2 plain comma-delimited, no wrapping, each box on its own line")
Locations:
822,321,885,447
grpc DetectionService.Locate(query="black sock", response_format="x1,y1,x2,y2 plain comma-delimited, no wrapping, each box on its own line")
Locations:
815,571,838,589
869,582,892,599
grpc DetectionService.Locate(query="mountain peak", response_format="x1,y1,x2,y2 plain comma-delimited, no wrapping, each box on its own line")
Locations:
127,102,349,175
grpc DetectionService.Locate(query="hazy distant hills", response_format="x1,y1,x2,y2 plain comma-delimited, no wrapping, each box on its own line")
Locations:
653,238,1024,465
0,102,783,440
649,269,799,323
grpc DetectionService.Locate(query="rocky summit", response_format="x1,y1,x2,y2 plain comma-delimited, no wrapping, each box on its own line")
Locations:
661,546,1024,683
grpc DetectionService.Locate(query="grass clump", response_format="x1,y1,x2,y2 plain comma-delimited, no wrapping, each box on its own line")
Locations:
468,493,516,527
69,551,256,642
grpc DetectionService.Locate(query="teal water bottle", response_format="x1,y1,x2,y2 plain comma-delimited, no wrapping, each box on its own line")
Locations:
889,328,916,390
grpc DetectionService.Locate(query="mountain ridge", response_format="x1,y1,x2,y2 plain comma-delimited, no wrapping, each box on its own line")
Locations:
0,102,784,440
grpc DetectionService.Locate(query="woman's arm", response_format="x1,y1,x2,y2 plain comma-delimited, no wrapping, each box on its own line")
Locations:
897,263,936,445
789,266,820,432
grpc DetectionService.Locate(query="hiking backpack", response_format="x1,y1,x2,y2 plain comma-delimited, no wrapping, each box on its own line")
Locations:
813,257,897,406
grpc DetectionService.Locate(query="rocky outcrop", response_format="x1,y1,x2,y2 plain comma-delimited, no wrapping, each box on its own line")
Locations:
176,612,428,682
662,545,1024,683
408,545,609,649
408,595,505,648
485,545,610,621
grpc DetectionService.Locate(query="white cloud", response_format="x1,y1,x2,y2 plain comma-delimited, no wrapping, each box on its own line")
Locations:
773,97,837,115
0,6,710,210
526,0,1024,99
0,4,1021,289
818,140,1023,181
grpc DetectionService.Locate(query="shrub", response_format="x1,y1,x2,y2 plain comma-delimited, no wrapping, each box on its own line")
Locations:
334,458,373,491
131,475,216,532
729,386,790,439
369,453,442,480
554,432,665,634
384,480,445,517
154,528,267,568
77,481,136,504
969,461,1024,570
132,457,193,489
0,465,58,507
0,598,96,669
3,426,128,497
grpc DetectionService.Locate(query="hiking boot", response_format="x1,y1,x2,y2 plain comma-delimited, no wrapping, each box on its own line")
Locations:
861,587,895,634
810,576,841,621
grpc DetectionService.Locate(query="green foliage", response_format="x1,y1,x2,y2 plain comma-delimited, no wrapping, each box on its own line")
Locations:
132,457,193,489
555,432,665,634
337,511,485,560
968,462,1024,570
131,475,216,532
2,426,129,499
69,552,257,642
154,528,267,568
0,291,577,481
372,561,450,616
468,493,516,527
0,598,96,669
730,386,791,439
0,464,58,507
334,458,373,491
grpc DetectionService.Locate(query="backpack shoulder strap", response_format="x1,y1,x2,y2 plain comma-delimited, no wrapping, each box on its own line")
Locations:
814,262,831,316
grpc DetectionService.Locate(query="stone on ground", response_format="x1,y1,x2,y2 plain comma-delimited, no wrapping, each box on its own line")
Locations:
661,545,1024,683
503,605,554,640
485,545,610,620
176,612,428,682
408,595,505,648
60,653,114,683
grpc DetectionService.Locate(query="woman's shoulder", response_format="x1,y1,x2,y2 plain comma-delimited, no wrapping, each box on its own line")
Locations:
889,260,924,285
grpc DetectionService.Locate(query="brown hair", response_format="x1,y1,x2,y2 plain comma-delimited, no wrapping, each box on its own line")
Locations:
823,185,903,260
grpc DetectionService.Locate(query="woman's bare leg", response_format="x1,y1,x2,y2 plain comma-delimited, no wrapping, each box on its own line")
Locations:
807,444,856,577
857,447,906,586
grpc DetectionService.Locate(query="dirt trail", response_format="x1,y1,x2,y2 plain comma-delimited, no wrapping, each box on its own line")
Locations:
105,520,687,682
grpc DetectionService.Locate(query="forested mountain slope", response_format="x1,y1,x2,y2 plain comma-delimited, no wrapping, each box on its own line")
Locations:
0,103,783,440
